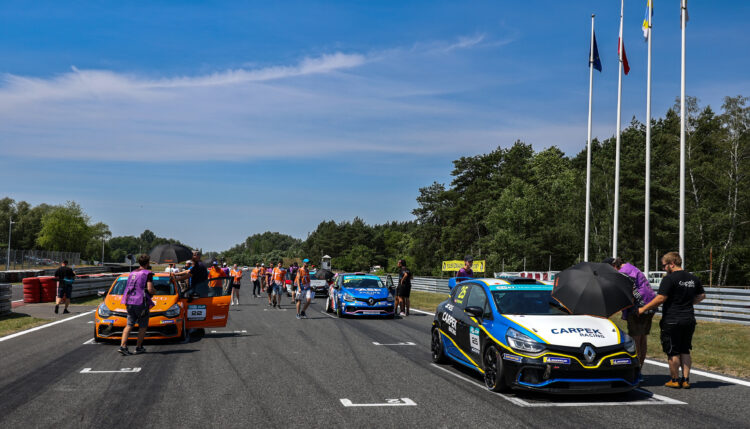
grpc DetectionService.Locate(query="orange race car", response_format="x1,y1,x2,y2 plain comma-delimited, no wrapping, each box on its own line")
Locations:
94,273,231,342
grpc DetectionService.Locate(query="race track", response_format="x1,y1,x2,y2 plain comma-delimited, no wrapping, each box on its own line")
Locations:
2,276,748,428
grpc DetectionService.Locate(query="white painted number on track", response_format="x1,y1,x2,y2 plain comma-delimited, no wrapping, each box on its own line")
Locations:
80,368,142,374
340,398,417,407
372,342,416,346
209,330,247,334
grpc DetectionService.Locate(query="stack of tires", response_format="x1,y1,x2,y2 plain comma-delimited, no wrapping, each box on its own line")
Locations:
39,277,58,303
23,277,41,303
0,283,11,316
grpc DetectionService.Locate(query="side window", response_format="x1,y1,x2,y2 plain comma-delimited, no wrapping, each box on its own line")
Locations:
466,285,491,319
452,283,471,309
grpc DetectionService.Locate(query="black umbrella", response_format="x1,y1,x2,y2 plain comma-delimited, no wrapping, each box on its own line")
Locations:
552,262,634,318
314,268,334,281
149,244,193,264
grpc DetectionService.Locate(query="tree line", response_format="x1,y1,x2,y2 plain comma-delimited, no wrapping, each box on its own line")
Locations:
219,95,750,286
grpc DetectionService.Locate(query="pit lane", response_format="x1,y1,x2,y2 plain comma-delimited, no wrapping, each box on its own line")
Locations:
0,276,747,428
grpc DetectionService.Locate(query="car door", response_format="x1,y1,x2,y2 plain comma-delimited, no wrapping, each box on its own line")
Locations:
459,284,492,360
181,279,231,329
386,274,395,294
440,282,470,361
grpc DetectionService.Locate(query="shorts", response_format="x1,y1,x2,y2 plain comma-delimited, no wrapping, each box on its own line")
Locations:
267,285,274,295
660,319,696,356
396,284,411,298
57,284,73,299
626,312,654,337
272,284,283,295
297,287,312,301
126,304,149,327
232,282,241,290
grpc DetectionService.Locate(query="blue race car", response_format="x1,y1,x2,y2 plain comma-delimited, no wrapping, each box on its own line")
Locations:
432,277,640,394
325,273,396,318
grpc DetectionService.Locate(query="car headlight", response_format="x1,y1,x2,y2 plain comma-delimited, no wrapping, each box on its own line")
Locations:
386,293,394,302
343,293,355,302
97,302,112,318
506,328,545,353
165,304,180,318
622,332,636,354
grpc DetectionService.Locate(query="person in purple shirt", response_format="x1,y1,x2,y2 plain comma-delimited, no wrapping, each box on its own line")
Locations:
119,254,156,356
604,257,655,365
457,255,474,282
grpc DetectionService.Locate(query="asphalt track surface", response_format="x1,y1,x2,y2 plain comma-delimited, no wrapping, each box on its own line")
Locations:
2,277,750,428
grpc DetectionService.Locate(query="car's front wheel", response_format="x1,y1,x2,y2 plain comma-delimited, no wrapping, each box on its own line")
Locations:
93,327,103,343
431,326,448,364
178,318,187,342
336,300,344,318
483,344,510,392
325,296,333,313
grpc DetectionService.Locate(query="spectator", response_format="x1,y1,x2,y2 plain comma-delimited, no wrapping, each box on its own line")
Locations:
251,263,261,298
396,259,412,316
271,261,286,308
54,260,76,314
119,254,156,355
603,257,656,366
639,252,706,388
295,259,313,318
457,255,474,282
230,263,242,305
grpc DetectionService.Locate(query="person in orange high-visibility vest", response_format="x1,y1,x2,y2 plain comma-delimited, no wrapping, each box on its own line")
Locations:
229,264,243,305
295,259,313,319
208,260,224,295
250,263,261,298
271,261,287,308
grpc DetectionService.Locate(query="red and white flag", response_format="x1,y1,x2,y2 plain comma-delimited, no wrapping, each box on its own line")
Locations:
618,37,630,75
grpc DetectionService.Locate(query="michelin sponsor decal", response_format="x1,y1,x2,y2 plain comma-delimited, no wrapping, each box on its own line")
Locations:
469,327,480,354
543,356,571,365
503,353,523,363
610,358,632,366
550,327,605,339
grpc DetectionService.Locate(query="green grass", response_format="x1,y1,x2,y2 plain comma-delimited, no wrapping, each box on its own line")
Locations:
409,290,750,378
0,313,50,337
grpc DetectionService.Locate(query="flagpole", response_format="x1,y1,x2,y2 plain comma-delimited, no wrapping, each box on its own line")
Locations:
644,0,652,275
613,0,624,258
679,0,687,267
585,14,595,262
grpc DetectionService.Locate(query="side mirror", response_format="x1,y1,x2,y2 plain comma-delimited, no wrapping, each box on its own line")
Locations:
464,306,484,320
97,290,107,298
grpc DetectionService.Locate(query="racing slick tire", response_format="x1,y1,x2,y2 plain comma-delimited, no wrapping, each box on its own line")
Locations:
325,296,333,313
93,327,104,343
178,318,187,342
336,300,344,318
483,344,510,393
431,326,449,364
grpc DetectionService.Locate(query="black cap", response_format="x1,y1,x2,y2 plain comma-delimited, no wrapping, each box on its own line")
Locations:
601,257,616,265
464,255,473,262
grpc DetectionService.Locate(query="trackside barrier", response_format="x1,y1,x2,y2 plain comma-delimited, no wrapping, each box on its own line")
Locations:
382,275,750,326
0,284,11,316
69,275,119,299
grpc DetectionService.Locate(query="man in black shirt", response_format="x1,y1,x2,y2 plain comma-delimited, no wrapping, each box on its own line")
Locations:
396,259,412,317
176,250,209,292
54,260,76,314
639,252,706,388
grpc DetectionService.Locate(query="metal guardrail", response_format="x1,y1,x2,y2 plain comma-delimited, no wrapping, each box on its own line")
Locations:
385,275,750,326
70,276,118,299
0,283,11,316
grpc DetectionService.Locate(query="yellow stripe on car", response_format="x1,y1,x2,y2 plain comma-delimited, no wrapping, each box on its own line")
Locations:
438,328,484,374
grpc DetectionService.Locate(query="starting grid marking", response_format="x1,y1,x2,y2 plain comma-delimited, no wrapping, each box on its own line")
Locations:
372,341,416,346
80,367,141,374
340,398,417,407
209,330,247,334
429,364,685,407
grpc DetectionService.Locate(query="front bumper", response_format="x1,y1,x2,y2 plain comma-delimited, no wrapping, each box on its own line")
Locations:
342,300,394,316
500,353,641,394
95,315,182,340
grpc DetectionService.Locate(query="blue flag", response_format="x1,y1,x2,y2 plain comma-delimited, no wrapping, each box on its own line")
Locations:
590,32,602,72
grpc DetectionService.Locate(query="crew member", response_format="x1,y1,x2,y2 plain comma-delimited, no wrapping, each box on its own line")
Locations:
295,259,312,319
457,255,474,282
230,263,243,305
271,261,287,308
119,254,156,355
54,260,76,314
208,260,224,296
396,259,412,317
251,263,261,298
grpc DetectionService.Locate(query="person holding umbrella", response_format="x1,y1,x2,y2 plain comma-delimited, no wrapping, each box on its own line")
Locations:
603,257,655,366
638,252,706,389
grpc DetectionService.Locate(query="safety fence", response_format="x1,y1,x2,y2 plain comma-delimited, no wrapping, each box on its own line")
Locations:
0,283,11,316
0,265,120,283
20,274,120,304
384,275,750,326
1,249,80,271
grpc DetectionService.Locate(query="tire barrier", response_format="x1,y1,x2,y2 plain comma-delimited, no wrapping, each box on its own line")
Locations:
39,277,58,302
0,283,11,316
22,277,41,304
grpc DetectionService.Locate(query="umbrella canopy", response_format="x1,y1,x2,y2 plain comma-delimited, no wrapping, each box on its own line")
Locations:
149,244,193,264
552,262,634,318
314,268,334,281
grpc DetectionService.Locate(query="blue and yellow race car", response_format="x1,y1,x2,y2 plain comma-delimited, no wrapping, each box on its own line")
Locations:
431,277,640,394
325,273,396,318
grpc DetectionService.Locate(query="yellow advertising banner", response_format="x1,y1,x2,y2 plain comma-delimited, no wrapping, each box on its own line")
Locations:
441,260,485,272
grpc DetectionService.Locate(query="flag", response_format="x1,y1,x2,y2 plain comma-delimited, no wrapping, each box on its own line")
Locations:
590,32,602,72
618,38,630,75
642,0,653,39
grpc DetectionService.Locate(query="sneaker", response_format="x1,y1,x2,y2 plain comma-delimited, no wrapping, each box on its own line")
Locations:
399,312,406,317
134,347,146,354
301,311,307,318
296,314,301,319
118,346,131,356
63,309,70,314
681,378,690,389
230,302,234,306
54,305,59,314
664,380,681,388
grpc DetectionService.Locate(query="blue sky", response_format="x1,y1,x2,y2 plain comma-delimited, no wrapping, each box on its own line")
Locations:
1,1,748,251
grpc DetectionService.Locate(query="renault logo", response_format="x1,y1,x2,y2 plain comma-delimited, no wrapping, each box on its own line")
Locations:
368,298,375,306
583,345,596,363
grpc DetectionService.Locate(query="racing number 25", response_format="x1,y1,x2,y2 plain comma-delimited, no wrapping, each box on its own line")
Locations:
456,285,468,304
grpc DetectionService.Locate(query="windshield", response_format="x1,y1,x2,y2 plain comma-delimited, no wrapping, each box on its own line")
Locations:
110,277,176,296
342,277,385,288
491,290,568,315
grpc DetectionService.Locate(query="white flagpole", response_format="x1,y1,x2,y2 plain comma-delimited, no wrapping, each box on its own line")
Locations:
644,0,653,275
679,0,687,266
585,14,595,262
613,0,625,258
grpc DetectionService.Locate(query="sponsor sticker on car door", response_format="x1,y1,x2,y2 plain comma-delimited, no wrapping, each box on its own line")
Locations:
187,304,206,321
